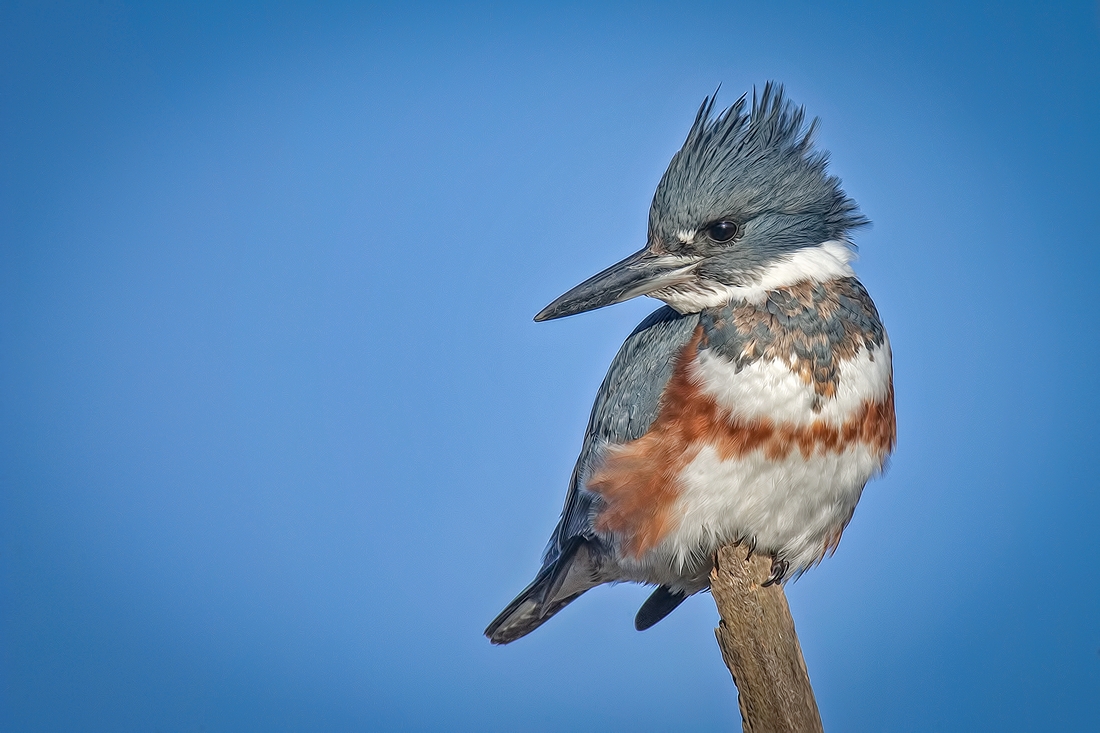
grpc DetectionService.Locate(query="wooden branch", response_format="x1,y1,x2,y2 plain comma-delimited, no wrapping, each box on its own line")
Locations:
711,543,824,733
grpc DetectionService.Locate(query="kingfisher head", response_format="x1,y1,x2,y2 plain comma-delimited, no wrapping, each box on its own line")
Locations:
535,83,869,321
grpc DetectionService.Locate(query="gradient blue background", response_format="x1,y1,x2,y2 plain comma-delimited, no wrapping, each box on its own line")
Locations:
3,2,1099,731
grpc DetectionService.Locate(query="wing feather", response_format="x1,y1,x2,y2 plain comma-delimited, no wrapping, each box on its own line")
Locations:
542,306,700,566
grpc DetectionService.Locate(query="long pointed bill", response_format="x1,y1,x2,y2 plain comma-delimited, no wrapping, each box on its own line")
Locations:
534,248,700,322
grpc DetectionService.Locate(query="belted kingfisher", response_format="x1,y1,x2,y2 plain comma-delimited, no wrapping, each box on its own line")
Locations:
486,83,895,645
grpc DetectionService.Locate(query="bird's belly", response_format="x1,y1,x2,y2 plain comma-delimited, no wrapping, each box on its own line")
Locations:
669,442,878,569
597,340,894,589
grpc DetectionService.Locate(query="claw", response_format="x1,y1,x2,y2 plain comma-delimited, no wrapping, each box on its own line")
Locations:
744,536,758,560
761,557,789,587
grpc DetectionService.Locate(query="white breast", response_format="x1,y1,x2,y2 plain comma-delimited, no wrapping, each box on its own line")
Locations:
693,337,893,426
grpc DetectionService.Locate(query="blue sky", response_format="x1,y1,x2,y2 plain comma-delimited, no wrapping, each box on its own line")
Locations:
2,2,1099,731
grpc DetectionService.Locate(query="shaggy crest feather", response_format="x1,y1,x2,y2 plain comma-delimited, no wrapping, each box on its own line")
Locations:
649,82,868,248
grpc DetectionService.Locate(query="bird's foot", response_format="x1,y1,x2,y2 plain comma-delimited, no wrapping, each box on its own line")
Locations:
743,535,758,560
761,557,789,587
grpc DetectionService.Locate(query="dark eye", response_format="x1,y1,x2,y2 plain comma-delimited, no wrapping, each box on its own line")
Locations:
706,221,741,243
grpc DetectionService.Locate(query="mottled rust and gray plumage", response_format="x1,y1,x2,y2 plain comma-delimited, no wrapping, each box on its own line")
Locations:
703,278,885,399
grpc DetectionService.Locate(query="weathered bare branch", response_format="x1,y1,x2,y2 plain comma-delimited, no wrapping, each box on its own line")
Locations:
711,543,824,733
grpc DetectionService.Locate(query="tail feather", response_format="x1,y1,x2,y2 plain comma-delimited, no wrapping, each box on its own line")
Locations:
634,585,688,631
485,539,601,645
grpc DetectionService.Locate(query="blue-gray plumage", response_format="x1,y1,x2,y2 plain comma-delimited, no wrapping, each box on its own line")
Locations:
486,83,895,645
487,307,698,643
550,307,700,550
